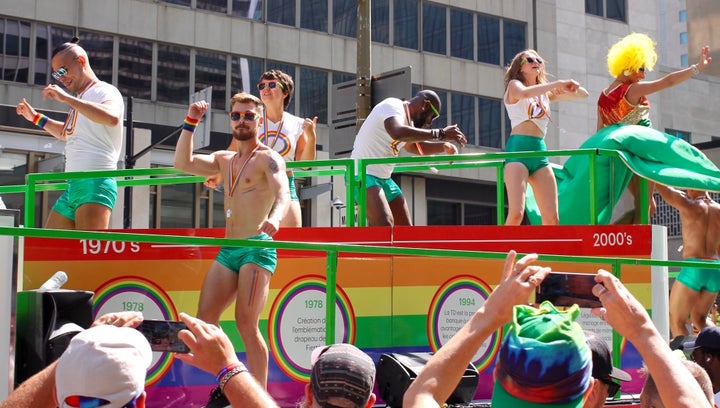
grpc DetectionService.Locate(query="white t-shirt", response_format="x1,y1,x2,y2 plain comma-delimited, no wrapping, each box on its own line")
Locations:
62,81,124,172
259,111,304,162
350,97,410,179
714,390,719,407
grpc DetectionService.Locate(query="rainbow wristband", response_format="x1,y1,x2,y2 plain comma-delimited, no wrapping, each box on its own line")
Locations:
216,363,244,383
33,113,48,129
219,366,248,393
183,116,200,132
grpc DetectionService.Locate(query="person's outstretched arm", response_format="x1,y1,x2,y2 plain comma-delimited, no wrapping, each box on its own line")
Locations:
176,313,279,408
591,270,713,408
403,251,550,408
0,312,143,408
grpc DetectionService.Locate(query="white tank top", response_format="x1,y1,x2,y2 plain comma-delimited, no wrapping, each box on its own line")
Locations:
504,89,550,134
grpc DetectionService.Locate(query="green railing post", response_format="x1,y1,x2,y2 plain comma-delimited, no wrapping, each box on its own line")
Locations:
496,163,505,225
588,153,598,225
325,250,338,345
24,173,38,228
357,160,367,227
639,178,649,224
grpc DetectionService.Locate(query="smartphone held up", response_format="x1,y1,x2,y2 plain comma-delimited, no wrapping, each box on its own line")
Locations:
535,272,602,308
137,320,190,353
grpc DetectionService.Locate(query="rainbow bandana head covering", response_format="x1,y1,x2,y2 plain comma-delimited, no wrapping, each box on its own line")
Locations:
491,301,591,407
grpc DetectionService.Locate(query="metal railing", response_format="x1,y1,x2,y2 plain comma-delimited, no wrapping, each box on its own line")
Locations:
0,148,648,228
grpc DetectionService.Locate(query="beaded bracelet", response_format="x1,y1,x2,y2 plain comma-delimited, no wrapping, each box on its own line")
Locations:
219,366,248,392
183,116,200,132
216,363,244,383
438,128,446,140
33,113,49,129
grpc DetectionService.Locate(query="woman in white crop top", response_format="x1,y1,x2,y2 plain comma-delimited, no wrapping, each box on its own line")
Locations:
503,49,588,225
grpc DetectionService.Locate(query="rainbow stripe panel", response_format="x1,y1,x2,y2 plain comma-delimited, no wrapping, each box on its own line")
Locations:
22,225,653,406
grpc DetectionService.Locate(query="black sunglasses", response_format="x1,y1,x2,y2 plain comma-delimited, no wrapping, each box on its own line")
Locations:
601,378,621,398
229,111,259,121
523,57,543,65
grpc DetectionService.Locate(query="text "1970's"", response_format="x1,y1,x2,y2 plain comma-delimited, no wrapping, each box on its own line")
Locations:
79,240,141,255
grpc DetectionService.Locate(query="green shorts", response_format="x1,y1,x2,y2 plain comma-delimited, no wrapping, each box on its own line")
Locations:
677,258,720,293
288,175,299,202
52,178,117,221
505,134,549,175
215,233,277,275
357,174,403,203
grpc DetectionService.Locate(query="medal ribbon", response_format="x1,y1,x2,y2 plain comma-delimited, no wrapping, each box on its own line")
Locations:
227,144,260,197
262,110,284,149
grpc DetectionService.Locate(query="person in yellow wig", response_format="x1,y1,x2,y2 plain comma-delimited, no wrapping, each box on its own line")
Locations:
597,33,712,224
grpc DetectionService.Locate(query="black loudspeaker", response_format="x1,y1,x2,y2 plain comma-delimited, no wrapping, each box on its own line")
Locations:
376,352,479,407
15,290,94,384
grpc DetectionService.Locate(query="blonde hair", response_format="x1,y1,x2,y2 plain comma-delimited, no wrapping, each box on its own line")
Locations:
606,33,657,78
230,92,263,112
504,49,548,89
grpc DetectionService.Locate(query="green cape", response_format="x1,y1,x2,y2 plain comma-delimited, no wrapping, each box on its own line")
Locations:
526,124,720,225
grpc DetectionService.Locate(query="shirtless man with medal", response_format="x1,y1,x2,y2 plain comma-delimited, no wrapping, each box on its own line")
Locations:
174,93,290,394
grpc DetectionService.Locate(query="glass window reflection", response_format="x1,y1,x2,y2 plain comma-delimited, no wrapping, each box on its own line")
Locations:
118,37,152,100
196,51,227,110
300,0,327,32
422,2,446,55
156,44,190,104
451,8,473,60
394,0,418,50
477,14,499,65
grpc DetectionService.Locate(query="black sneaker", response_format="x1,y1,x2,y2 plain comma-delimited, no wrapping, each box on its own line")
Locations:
205,386,231,408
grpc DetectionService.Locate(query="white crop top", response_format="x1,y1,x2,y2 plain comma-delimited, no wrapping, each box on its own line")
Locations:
504,89,550,134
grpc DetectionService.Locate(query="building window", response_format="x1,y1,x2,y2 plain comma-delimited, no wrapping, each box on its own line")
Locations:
394,0,418,50
156,44,190,104
196,0,227,13
300,0,328,32
665,128,691,142
79,31,114,84
680,32,688,45
681,53,688,67
231,55,263,95
196,51,227,110
422,2,446,55
232,0,263,19
503,20,526,66
450,8,474,61
372,0,390,44
34,24,72,85
333,0,356,38
585,0,626,22
478,97,502,149
163,0,191,6
267,0,295,26
679,9,687,22
298,67,328,123
476,14,500,65
118,37,153,100
427,179,500,225
1,18,31,83
452,93,475,146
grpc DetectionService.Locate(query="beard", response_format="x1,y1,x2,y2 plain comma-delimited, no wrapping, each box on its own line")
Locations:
232,125,257,141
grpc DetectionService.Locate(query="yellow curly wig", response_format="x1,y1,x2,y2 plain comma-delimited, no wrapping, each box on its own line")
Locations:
606,33,657,77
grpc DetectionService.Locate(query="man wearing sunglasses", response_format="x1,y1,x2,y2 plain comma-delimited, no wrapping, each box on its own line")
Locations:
15,37,124,230
174,93,290,403
350,90,466,226
582,331,631,407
